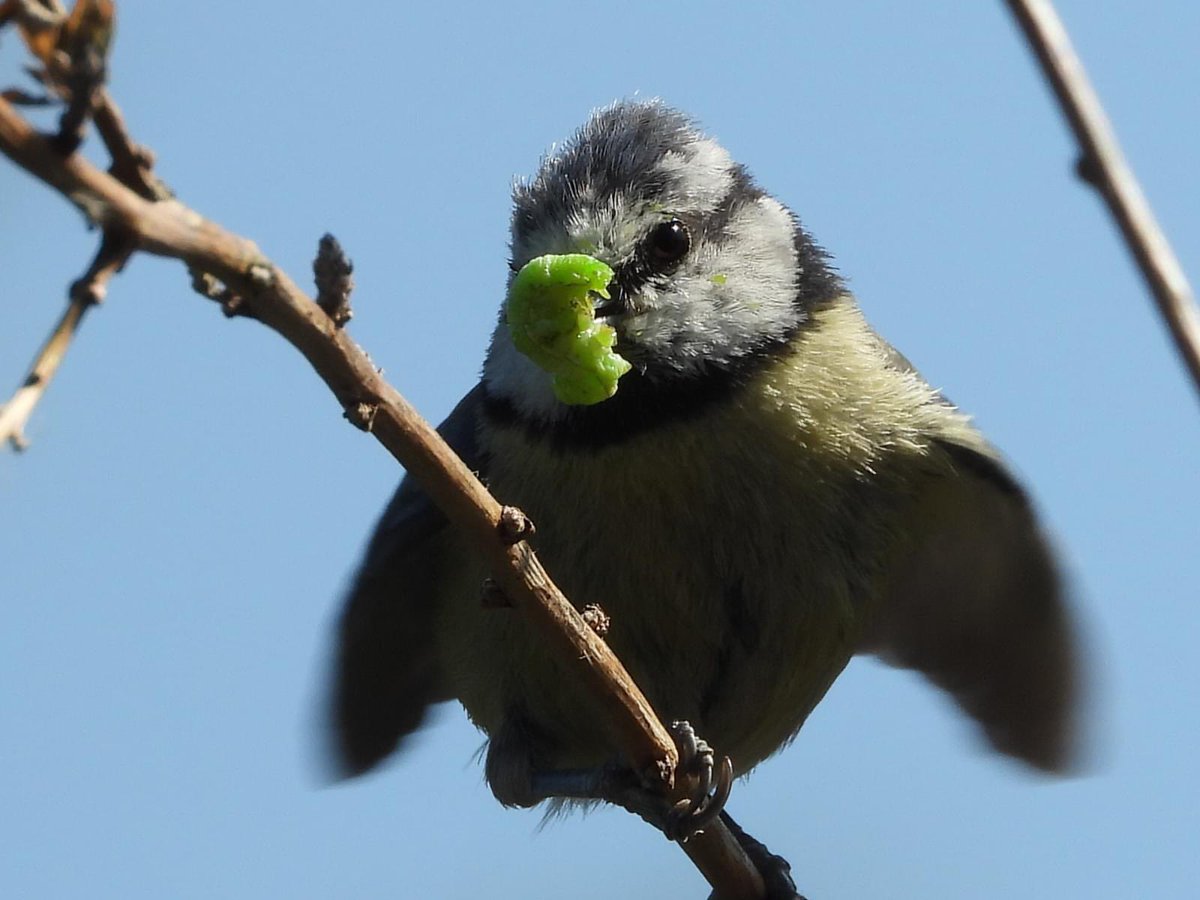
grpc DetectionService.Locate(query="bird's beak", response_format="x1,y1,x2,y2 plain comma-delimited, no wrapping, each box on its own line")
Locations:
593,279,630,322
592,295,621,320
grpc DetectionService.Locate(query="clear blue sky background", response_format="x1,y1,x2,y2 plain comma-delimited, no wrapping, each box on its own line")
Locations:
3,2,1198,898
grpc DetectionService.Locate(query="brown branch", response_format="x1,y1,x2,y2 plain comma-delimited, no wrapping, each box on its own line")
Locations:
0,227,128,449
0,290,89,450
0,1,151,448
1004,0,1200,397
0,91,767,899
93,87,168,200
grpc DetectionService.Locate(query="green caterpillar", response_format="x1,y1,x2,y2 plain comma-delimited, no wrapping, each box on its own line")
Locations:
505,254,632,405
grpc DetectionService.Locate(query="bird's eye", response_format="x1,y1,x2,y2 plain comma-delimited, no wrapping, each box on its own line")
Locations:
645,219,690,268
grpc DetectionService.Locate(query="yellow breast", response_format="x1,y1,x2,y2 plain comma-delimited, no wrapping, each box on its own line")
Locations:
438,297,975,772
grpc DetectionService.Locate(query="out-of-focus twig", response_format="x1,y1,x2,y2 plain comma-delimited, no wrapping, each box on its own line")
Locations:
0,1,171,446
0,227,130,450
92,87,169,201
1,296,88,450
1004,0,1200,397
51,0,113,153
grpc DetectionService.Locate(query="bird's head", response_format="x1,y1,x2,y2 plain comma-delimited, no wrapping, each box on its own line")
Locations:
483,100,841,436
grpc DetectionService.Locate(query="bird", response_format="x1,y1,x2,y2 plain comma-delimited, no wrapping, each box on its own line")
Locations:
325,99,1081,841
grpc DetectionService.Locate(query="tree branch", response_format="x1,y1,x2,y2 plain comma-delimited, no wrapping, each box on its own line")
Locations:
1004,0,1200,397
0,220,131,448
0,85,766,900
0,286,90,450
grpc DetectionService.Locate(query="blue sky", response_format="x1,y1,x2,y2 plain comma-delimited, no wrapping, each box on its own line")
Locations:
3,2,1199,898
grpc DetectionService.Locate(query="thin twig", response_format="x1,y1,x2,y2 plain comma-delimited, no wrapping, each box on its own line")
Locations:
0,226,130,449
52,42,101,153
1004,0,1200,397
0,94,766,899
0,2,151,447
0,294,90,450
92,87,168,200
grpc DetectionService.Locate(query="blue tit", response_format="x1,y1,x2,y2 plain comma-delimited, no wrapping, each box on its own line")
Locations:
326,100,1081,818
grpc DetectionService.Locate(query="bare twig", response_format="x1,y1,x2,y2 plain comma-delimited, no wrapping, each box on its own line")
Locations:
0,3,164,444
51,41,100,152
92,87,168,200
69,224,132,304
1004,0,1200,397
0,93,766,898
0,300,87,450
1,87,52,104
1,292,89,449
0,224,129,449
48,1,113,153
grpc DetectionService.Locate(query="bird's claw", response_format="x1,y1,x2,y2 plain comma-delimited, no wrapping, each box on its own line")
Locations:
664,720,734,842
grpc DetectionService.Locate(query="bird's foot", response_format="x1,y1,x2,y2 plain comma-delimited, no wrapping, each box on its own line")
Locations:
518,720,732,842
663,720,734,842
709,811,806,900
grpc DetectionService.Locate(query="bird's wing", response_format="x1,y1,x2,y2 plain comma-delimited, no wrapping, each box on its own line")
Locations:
858,343,1082,772
329,385,485,778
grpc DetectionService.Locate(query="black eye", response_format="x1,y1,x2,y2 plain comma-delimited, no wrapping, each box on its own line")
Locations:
645,219,690,268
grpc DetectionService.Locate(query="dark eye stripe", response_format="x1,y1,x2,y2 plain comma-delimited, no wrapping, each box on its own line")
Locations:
605,173,759,301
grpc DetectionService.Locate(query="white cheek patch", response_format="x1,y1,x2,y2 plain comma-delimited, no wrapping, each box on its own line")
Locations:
708,197,798,328
630,196,800,372
481,321,565,423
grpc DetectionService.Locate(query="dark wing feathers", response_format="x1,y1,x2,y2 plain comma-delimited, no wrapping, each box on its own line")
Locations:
860,436,1081,773
330,387,485,777
863,330,1081,771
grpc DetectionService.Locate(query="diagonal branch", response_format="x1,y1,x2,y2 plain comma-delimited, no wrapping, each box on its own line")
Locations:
0,0,149,446
0,93,767,899
1004,0,1200,398
0,289,90,450
0,227,129,449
